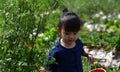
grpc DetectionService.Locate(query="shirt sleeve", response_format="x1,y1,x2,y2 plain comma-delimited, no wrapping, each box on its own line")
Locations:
81,42,85,55
44,40,60,70
81,42,85,54
45,49,59,71
77,39,85,54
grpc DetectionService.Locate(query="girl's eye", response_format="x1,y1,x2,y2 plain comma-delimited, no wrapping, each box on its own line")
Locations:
65,32,69,35
74,32,77,35
64,32,77,35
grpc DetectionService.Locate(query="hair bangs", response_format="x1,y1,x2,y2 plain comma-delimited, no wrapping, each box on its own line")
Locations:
63,16,80,32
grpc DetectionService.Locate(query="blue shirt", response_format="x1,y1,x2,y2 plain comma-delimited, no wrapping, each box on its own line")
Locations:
47,39,84,72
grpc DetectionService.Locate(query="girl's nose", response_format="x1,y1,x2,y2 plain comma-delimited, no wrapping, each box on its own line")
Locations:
69,34,74,38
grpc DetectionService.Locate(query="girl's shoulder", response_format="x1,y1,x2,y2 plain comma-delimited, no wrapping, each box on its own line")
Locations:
49,40,62,54
76,38,83,45
51,40,60,49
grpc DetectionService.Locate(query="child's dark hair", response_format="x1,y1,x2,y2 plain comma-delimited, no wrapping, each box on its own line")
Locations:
58,8,83,32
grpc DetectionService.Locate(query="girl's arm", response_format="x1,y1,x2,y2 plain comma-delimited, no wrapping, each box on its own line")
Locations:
82,52,94,64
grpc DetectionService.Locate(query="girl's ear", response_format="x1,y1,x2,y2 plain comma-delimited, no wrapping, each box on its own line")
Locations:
57,27,61,35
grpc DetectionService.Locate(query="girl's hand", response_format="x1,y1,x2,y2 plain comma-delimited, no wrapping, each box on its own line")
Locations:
39,67,52,72
88,54,94,64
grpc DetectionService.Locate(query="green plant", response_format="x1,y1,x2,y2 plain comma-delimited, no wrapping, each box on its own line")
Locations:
0,0,63,71
63,0,120,21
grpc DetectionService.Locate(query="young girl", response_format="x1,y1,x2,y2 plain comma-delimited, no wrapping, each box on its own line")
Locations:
45,8,94,72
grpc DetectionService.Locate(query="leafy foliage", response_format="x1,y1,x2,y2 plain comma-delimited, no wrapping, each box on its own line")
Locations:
63,0,120,21
0,0,63,71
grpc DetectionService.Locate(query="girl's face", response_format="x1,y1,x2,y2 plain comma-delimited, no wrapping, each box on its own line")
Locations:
57,27,79,45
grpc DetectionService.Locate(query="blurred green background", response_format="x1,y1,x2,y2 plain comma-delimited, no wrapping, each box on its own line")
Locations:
0,0,120,72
